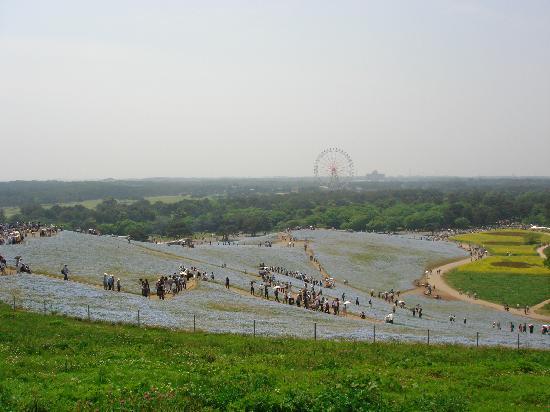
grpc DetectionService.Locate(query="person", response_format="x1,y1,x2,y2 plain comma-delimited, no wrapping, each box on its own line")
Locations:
264,285,269,300
116,278,121,292
355,297,359,306
225,277,230,289
61,265,69,281
463,317,467,324
145,279,150,297
103,273,108,290
360,311,366,319
250,281,255,295
368,299,372,308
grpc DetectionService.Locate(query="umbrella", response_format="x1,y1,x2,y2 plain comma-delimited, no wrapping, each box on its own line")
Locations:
273,285,281,289
343,300,351,305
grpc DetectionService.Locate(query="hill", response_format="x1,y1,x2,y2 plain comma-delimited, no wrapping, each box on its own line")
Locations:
0,303,548,411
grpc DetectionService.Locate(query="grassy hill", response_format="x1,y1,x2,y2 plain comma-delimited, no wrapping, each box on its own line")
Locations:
0,304,548,411
448,230,550,307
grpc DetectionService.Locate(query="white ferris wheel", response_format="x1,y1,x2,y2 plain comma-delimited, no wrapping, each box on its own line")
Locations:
313,147,355,189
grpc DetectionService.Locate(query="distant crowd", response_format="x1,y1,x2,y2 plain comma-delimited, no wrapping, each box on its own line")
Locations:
0,221,60,245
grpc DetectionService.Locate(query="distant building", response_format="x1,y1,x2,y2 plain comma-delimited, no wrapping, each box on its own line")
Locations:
365,170,385,181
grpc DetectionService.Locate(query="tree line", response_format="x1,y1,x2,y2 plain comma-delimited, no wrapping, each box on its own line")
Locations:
3,188,549,241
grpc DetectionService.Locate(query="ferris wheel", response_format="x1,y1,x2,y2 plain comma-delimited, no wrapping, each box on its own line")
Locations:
313,147,355,189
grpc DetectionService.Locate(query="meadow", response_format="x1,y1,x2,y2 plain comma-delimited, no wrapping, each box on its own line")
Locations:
447,230,550,307
451,230,550,256
446,271,550,307
0,302,548,411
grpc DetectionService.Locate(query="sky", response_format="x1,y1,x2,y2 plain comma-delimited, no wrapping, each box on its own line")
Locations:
1,0,549,180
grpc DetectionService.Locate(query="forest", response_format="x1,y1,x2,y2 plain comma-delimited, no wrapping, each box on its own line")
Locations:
3,183,549,241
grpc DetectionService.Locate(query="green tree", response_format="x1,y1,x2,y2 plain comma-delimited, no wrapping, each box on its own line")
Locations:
164,217,192,238
454,217,470,229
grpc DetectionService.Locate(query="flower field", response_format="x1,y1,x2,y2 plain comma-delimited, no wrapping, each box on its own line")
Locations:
0,230,548,349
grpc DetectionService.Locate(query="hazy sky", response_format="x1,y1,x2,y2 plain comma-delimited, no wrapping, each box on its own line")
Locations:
1,0,549,180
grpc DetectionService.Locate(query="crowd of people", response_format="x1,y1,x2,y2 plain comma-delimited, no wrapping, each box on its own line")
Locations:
0,221,59,245
102,273,121,292
140,265,212,299
260,263,324,288
255,263,429,322
251,274,355,316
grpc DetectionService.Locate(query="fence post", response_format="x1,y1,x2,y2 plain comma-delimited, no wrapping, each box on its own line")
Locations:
373,324,376,343
476,332,479,347
137,309,140,326
517,333,520,350
43,300,47,314
193,314,196,332
12,296,15,311
253,320,256,337
87,305,90,321
427,329,430,345
314,322,317,341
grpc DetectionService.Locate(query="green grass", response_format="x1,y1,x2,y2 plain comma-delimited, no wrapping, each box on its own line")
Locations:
482,244,542,256
455,256,550,276
446,271,550,307
2,206,20,218
452,230,550,256
0,304,548,411
447,230,550,307
144,194,191,204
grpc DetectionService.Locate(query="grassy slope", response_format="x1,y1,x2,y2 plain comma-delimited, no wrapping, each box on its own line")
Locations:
0,304,549,411
446,271,550,307
448,230,550,307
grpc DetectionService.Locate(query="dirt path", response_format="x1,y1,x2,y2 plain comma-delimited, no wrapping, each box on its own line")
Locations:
428,256,550,322
536,244,549,259
278,233,332,281
531,299,550,316
277,232,352,286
